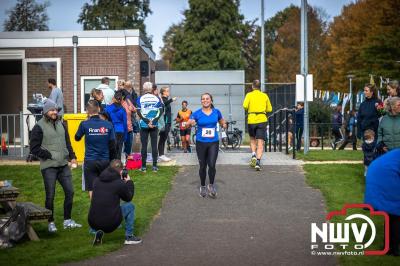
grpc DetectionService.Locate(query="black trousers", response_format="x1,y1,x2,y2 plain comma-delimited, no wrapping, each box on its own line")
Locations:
296,127,303,151
41,165,74,222
389,214,400,254
115,133,124,160
196,141,219,186
338,130,357,150
140,127,159,167
332,128,343,144
158,124,171,156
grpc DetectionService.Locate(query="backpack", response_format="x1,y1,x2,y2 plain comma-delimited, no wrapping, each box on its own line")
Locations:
0,205,28,248
126,153,142,170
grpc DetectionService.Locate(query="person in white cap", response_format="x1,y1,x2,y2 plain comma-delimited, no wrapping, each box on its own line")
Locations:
30,99,81,233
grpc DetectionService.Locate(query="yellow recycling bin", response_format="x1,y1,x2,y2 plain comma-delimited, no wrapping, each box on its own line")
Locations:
63,113,88,162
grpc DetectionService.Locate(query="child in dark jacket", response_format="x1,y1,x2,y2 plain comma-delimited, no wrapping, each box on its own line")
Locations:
362,129,376,177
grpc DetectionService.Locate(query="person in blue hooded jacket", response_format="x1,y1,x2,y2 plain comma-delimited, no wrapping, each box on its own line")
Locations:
105,90,127,160
364,149,400,256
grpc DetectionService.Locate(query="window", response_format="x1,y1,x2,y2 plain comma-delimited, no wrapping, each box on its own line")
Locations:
80,76,118,112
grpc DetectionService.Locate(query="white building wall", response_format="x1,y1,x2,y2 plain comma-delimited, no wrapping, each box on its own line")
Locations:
155,71,246,134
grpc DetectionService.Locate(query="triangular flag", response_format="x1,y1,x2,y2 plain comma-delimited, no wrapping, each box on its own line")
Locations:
370,75,375,86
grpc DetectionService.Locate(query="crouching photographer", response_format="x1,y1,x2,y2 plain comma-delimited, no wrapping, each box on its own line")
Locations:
88,159,142,245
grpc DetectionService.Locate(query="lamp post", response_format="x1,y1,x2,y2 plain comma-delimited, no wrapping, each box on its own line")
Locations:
260,0,265,92
301,0,309,154
347,74,355,111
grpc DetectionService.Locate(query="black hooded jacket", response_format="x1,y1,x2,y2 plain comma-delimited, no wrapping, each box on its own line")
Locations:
88,167,134,233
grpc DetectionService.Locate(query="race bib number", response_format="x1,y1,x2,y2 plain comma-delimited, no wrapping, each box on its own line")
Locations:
181,121,187,127
202,128,215,138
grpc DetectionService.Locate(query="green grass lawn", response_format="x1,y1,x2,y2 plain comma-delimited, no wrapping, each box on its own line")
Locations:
296,150,363,161
0,165,178,266
304,164,398,265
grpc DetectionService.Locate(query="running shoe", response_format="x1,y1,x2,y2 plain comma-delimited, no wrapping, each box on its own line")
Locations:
207,184,217,198
199,186,207,198
125,235,142,245
93,230,104,246
48,222,57,233
250,156,257,167
152,166,158,172
159,155,172,162
140,167,147,172
255,161,261,171
63,219,82,229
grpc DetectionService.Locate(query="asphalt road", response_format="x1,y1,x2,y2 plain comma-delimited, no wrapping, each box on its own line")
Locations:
72,165,336,266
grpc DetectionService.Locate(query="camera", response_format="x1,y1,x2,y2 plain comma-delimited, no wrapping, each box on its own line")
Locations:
121,167,128,179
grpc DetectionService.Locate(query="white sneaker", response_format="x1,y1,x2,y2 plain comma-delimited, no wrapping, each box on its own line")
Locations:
63,219,82,229
48,222,57,233
159,155,172,162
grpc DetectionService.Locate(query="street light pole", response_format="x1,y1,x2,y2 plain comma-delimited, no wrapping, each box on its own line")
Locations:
260,0,265,92
301,0,309,154
347,74,355,111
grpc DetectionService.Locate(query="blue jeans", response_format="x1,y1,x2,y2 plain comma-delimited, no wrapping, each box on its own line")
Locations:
124,131,133,155
121,202,135,236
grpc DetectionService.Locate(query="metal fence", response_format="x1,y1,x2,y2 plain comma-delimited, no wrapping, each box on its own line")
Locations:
0,113,41,159
266,108,358,159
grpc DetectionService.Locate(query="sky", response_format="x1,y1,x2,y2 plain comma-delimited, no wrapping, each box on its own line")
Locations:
0,0,354,59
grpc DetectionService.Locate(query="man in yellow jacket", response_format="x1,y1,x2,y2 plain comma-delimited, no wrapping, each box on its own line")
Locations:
243,80,273,170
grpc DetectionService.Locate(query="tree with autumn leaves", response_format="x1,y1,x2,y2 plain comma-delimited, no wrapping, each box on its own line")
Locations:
161,0,400,91
326,0,400,91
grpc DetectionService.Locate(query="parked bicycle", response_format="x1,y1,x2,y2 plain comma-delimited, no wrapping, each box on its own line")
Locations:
167,124,181,151
221,121,243,149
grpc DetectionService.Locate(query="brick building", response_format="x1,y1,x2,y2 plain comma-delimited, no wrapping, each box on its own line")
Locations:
0,30,155,115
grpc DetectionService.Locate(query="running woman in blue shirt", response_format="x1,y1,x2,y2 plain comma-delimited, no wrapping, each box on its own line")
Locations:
187,93,227,198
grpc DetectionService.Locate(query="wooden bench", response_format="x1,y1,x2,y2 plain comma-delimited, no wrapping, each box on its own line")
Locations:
17,202,52,241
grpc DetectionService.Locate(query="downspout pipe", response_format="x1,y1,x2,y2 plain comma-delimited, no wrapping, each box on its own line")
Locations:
72,35,78,113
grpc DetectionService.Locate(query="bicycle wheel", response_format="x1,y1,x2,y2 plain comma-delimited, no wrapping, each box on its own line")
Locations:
231,134,241,149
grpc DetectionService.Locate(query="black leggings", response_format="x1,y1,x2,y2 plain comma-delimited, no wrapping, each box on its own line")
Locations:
196,141,219,186
158,124,171,156
140,127,159,167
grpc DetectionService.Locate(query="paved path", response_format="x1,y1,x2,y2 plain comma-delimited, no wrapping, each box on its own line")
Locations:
160,151,303,166
73,156,336,266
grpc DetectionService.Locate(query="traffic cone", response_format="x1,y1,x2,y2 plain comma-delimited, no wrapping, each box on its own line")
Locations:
1,136,8,155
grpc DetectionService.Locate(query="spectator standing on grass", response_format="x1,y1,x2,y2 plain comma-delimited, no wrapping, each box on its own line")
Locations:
136,82,163,172
89,160,142,246
121,92,136,158
357,84,381,141
90,88,106,113
364,149,400,256
331,104,343,150
376,97,400,152
47,78,64,116
386,80,400,98
339,110,357,150
295,102,304,151
75,100,117,199
29,99,81,232
105,91,128,160
97,77,115,105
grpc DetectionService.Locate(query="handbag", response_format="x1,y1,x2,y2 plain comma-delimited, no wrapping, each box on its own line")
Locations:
158,115,166,132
